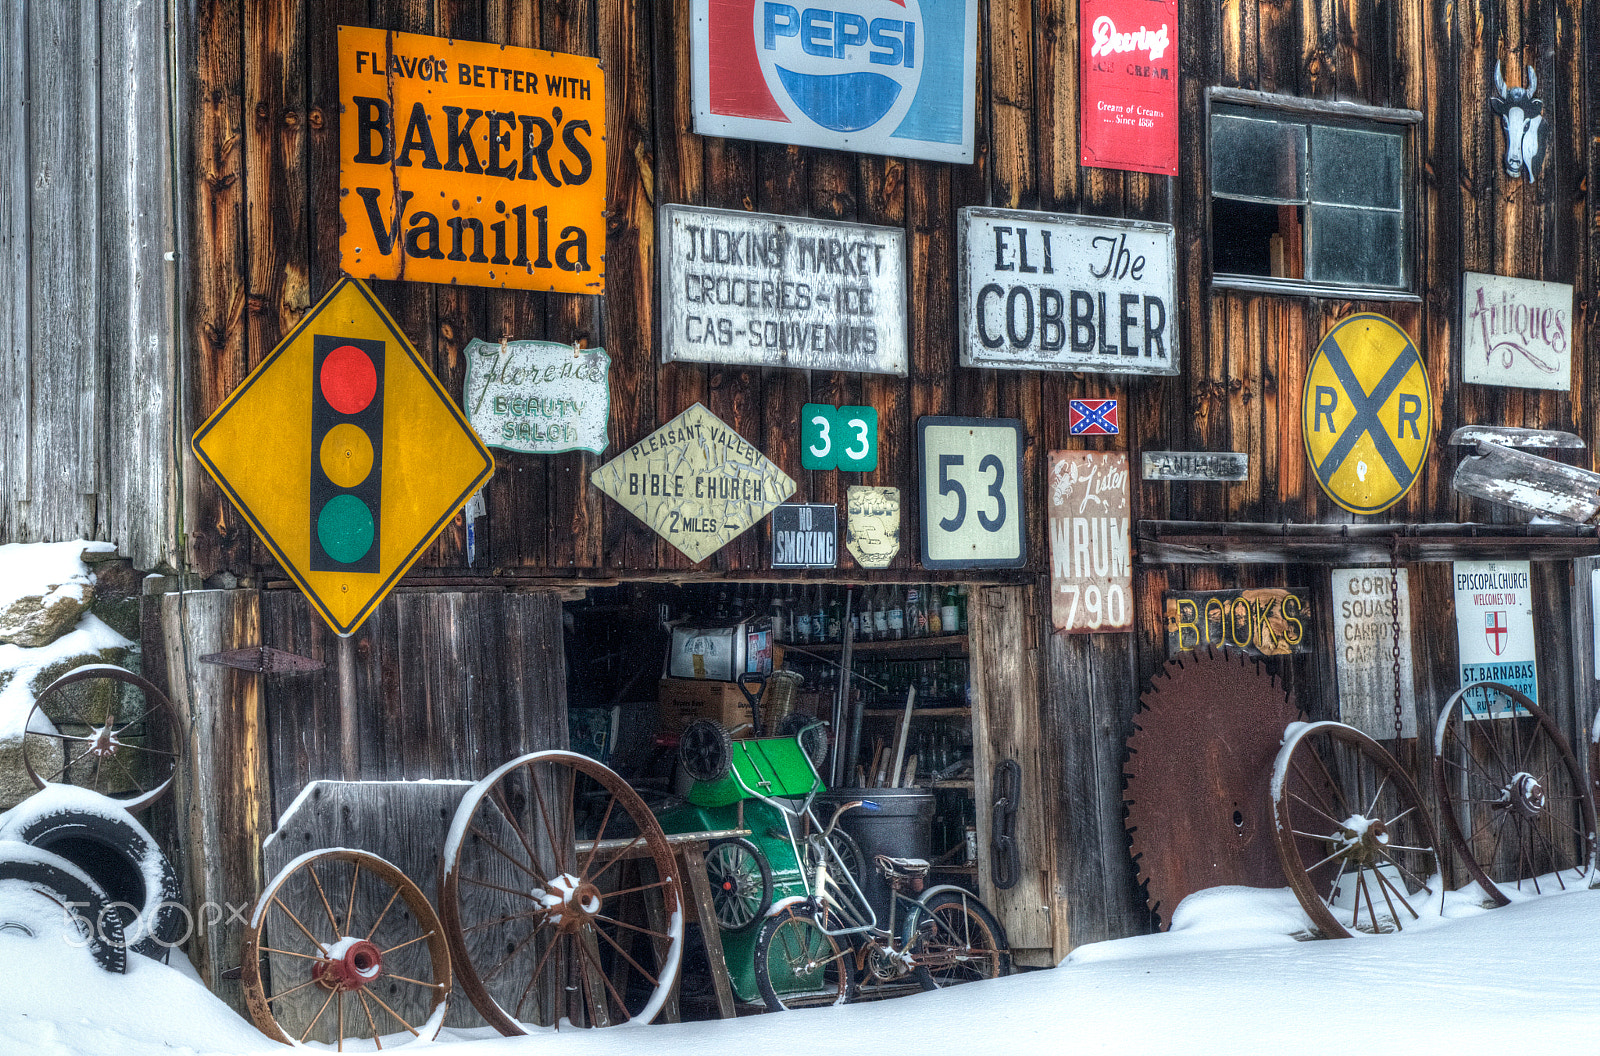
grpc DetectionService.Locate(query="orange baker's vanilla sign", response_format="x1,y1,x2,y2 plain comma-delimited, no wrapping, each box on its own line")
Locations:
338,26,605,294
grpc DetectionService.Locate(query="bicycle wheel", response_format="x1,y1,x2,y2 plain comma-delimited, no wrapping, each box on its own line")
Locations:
704,837,773,930
752,904,854,1011
911,890,1010,989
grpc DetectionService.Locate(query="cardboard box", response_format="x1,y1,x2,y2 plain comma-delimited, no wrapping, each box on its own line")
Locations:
657,677,754,734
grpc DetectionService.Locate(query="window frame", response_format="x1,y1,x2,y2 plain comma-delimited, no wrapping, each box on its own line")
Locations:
1205,87,1423,302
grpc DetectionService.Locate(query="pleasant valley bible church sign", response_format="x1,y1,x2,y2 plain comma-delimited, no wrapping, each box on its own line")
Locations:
338,27,605,293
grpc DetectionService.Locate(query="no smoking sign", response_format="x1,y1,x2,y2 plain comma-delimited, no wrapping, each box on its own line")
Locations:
1301,314,1432,515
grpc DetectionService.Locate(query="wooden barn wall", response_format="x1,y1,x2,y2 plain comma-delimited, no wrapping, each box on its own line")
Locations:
258,589,568,822
184,0,1600,946
0,0,180,570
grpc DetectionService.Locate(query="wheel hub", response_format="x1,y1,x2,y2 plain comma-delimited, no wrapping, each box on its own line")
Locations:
533,873,602,933
1501,772,1545,818
89,724,122,759
312,936,384,992
1333,814,1389,867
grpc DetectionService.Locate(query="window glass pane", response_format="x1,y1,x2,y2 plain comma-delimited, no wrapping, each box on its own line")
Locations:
1211,113,1306,201
1310,126,1401,208
1307,204,1403,287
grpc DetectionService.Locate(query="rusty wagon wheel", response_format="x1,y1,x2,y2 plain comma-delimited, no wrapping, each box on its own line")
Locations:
1271,721,1443,938
22,664,182,813
440,750,684,1036
1434,682,1597,905
242,849,450,1049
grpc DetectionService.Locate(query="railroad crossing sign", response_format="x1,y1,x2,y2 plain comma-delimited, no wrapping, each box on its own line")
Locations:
192,279,495,636
1301,313,1432,515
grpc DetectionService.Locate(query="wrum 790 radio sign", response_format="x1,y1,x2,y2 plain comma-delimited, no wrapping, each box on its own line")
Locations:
338,26,605,294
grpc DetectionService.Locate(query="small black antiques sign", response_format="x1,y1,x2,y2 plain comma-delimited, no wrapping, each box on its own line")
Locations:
1164,588,1311,658
771,504,838,569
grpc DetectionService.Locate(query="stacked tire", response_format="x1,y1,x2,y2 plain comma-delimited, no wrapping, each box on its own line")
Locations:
0,786,182,972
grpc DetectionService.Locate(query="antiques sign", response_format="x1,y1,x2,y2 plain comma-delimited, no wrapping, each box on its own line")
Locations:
1331,568,1416,739
192,279,495,637
958,208,1177,376
690,0,979,164
918,417,1026,569
590,403,795,564
847,486,900,569
1164,588,1310,658
1301,313,1432,515
1453,560,1537,713
463,339,609,454
1461,272,1572,391
1048,451,1131,633
1079,0,1179,176
1141,451,1248,482
771,504,838,569
660,204,907,376
338,27,605,294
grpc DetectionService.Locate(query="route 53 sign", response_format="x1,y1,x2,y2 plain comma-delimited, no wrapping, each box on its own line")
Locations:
918,417,1025,568
802,404,878,472
1302,313,1432,515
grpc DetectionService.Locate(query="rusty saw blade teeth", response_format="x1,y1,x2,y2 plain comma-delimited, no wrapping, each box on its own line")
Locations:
1124,645,1304,930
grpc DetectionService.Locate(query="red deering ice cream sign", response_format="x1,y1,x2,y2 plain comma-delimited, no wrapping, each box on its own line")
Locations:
1079,0,1178,177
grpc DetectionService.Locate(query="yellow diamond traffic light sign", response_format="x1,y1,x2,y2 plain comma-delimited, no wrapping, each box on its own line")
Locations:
193,279,494,635
1301,313,1432,515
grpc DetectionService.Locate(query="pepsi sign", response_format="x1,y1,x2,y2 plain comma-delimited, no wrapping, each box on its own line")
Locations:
693,0,978,163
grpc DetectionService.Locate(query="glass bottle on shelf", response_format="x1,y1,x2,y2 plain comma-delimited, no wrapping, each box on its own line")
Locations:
848,587,862,640
941,585,961,634
905,584,924,637
887,586,905,640
826,592,843,643
926,584,942,636
872,587,889,640
770,587,787,643
813,589,829,644
795,586,813,644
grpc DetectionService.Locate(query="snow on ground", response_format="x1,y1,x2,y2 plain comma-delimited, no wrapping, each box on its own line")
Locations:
2,879,1597,1055
0,540,129,738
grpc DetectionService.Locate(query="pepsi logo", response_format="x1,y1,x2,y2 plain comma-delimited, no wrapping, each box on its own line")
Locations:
755,1,923,133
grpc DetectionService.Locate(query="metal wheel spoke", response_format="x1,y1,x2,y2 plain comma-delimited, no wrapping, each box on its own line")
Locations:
578,794,619,884
309,863,342,934
462,909,542,933
1288,789,1347,831
274,895,327,952
528,776,568,875
1366,774,1392,819
338,992,345,1053
460,874,540,901
364,884,404,941
345,864,360,936
387,972,447,990
575,929,633,1022
468,822,548,885
300,989,338,1043
1370,865,1411,923
512,933,562,1019
592,919,660,986
381,930,437,955
489,786,545,871
483,924,544,983
592,912,672,942
260,945,325,962
1290,760,1347,823
356,991,383,1050
264,976,321,1003
365,989,422,1037
605,877,676,900
586,834,646,886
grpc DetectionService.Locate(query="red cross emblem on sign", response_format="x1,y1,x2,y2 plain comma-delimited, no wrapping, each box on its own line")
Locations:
1485,610,1508,656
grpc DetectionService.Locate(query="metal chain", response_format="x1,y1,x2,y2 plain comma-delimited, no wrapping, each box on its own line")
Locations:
1390,535,1404,740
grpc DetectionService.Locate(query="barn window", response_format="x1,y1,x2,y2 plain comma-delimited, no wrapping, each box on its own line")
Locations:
1208,92,1416,296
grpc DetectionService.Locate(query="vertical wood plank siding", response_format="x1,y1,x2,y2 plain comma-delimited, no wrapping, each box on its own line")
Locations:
0,0,178,569
168,0,1600,949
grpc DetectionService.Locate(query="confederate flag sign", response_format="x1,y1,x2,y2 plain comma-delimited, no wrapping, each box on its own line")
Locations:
1069,399,1120,435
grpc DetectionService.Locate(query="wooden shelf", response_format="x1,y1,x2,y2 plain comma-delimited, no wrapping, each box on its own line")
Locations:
797,633,968,657
931,778,975,790
932,864,978,876
862,706,970,717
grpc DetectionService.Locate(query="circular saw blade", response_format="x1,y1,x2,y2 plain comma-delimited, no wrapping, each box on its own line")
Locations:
1125,646,1304,929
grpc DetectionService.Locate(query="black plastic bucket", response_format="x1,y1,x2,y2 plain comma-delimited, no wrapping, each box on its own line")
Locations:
815,787,934,927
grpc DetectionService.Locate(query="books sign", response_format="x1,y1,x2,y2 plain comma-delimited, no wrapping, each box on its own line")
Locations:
1164,589,1310,658
1048,451,1131,633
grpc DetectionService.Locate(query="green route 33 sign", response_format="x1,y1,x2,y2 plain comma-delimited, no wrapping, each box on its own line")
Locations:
918,416,1026,569
802,404,878,471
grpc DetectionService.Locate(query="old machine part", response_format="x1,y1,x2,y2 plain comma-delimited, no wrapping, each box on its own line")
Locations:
679,720,734,783
0,844,128,973
22,664,183,812
1124,646,1303,927
0,787,184,961
439,751,684,1035
704,837,774,930
1433,682,1597,904
242,848,451,1048
1270,721,1443,937
990,759,1021,891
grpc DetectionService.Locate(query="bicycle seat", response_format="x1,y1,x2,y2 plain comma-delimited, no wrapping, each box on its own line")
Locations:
874,854,930,880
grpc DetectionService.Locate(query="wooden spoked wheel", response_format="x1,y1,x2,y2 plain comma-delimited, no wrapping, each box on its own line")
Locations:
1434,682,1597,905
23,664,182,812
242,849,450,1049
1271,721,1443,938
440,751,684,1036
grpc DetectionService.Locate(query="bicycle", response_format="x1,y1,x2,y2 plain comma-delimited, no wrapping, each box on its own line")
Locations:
750,774,1010,1010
